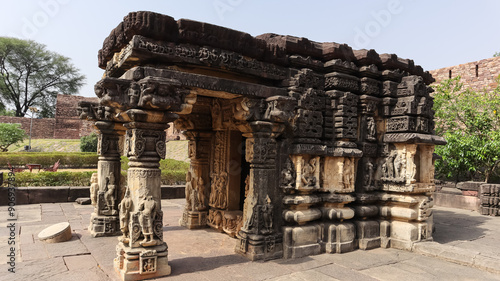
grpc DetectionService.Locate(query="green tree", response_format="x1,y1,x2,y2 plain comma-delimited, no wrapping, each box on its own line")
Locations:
0,123,26,152
80,133,98,152
433,76,500,182
0,37,85,118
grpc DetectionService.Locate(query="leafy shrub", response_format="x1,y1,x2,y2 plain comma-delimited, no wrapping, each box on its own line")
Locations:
1,171,95,187
0,152,98,168
0,123,26,152
80,133,98,152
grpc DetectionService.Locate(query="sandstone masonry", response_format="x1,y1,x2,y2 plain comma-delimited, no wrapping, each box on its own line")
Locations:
0,94,98,139
429,56,500,90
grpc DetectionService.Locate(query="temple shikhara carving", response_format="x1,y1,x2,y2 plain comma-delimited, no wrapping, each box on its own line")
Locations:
79,11,445,281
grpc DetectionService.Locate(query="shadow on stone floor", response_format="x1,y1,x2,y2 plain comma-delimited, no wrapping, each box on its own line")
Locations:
168,254,248,276
432,209,489,244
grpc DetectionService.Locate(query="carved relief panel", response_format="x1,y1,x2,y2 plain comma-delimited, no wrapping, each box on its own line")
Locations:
321,157,356,193
291,155,321,191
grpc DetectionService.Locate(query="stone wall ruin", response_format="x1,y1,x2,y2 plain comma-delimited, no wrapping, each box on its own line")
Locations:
80,11,445,281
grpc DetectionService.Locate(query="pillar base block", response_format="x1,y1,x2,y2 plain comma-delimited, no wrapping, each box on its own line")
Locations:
235,232,283,261
282,225,322,259
179,210,208,229
114,242,171,281
89,214,121,237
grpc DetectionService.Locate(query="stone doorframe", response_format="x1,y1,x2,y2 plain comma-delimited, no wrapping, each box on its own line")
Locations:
175,94,296,261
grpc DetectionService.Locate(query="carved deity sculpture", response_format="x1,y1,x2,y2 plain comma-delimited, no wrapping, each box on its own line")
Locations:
301,158,317,187
196,176,206,211
384,151,397,179
367,117,376,141
139,196,158,246
210,172,228,209
119,187,133,243
185,172,193,211
262,196,273,234
364,160,374,187
105,174,117,214
90,173,99,212
394,153,404,179
407,145,418,183
128,82,141,106
281,158,295,189
343,158,354,190
211,100,223,130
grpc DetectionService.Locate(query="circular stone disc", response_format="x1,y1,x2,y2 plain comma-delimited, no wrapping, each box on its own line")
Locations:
38,222,72,243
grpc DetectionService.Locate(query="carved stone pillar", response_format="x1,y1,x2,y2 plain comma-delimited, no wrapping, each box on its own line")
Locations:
89,121,126,237
236,121,283,260
179,130,212,229
114,110,176,281
377,76,446,250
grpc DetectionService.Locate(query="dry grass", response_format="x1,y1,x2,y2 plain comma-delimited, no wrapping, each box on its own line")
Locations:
10,139,80,152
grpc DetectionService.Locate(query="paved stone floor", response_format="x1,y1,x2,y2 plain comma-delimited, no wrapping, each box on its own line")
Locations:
1,199,499,281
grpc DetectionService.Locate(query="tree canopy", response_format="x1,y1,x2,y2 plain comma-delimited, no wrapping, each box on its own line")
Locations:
0,123,26,152
0,37,85,117
433,76,500,182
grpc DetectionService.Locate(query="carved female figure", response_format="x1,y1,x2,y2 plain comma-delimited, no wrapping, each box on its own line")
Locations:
301,158,317,187
262,196,273,234
185,172,193,211
105,174,117,212
90,173,99,212
394,153,404,179
367,117,376,141
196,176,206,211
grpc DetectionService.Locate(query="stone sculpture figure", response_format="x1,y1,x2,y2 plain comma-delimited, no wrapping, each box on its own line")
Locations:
196,176,206,211
394,153,404,179
139,196,158,246
119,187,133,243
281,158,295,189
262,196,273,234
366,117,376,141
384,151,397,179
185,172,193,211
105,174,117,214
90,173,99,212
364,160,374,187
343,158,354,190
301,158,317,187
128,82,141,106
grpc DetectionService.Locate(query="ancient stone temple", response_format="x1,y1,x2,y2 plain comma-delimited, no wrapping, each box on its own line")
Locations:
79,11,445,281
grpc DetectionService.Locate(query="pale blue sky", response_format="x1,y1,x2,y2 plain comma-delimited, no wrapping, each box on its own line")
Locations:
1,0,499,98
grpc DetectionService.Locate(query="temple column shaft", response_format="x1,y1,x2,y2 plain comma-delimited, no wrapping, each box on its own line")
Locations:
236,121,283,260
89,121,126,237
